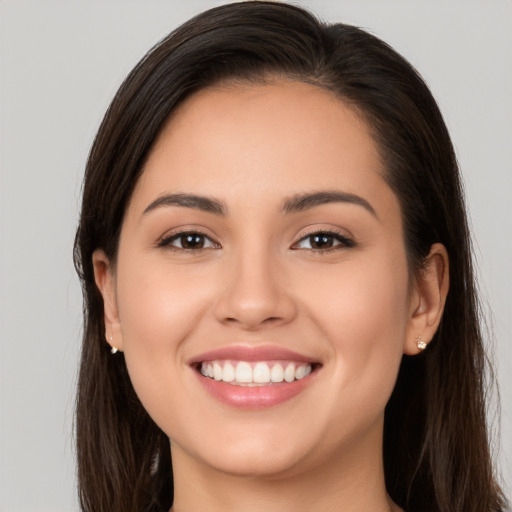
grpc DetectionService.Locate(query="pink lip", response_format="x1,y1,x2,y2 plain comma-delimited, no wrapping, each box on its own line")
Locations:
188,345,318,364
189,345,320,409
196,374,315,409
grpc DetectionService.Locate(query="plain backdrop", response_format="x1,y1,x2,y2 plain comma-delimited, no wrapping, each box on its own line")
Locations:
0,1,510,510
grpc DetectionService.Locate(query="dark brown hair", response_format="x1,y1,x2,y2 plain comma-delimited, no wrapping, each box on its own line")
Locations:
73,2,507,511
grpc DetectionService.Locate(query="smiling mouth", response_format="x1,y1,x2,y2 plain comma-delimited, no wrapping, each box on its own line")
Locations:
197,360,315,386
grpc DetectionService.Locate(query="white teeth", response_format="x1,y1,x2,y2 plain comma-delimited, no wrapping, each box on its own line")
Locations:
235,361,253,383
284,363,295,382
253,362,271,383
223,362,235,382
213,362,222,381
199,360,313,385
295,365,306,380
270,363,284,383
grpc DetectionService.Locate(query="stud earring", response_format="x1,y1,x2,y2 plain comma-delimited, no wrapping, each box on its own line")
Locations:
416,335,427,351
109,335,118,354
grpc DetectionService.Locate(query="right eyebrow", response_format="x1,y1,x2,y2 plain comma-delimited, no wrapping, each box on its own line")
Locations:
142,193,227,216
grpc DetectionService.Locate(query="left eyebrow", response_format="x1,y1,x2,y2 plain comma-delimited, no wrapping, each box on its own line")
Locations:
281,190,377,218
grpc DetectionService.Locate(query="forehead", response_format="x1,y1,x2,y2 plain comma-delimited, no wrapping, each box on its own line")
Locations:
132,81,395,216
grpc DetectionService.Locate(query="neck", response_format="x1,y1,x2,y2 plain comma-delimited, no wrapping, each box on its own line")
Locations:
169,424,401,512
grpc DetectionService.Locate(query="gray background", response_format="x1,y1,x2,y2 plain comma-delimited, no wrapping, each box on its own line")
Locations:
0,1,510,510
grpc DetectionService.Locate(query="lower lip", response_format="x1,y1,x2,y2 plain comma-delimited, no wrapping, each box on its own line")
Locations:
195,371,315,409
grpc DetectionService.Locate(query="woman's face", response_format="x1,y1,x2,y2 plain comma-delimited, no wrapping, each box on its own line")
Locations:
97,81,423,478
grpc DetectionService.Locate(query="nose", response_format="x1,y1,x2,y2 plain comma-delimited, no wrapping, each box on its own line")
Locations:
213,246,297,330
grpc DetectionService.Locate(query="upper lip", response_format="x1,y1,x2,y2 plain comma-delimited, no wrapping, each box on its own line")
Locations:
188,344,320,365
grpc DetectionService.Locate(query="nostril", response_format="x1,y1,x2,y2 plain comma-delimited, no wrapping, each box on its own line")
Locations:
263,316,283,324
222,315,287,329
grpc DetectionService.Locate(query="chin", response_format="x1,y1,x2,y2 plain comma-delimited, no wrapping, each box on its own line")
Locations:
202,447,308,479
173,422,326,480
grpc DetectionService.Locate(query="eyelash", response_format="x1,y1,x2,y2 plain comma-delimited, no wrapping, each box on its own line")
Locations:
292,230,356,253
157,229,355,253
157,231,220,252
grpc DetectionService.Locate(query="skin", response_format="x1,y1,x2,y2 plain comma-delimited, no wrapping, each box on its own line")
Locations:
94,81,449,512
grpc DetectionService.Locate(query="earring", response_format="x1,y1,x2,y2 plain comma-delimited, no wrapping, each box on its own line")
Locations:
109,335,118,354
416,335,427,351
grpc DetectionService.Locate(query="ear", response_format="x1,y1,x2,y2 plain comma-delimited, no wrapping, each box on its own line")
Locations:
92,249,124,352
404,243,449,355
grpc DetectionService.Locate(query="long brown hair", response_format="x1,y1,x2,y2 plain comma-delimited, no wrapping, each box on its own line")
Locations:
73,2,507,511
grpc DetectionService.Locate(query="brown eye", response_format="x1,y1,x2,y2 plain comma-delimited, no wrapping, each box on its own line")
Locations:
180,233,206,249
159,232,219,250
309,234,335,249
293,231,355,251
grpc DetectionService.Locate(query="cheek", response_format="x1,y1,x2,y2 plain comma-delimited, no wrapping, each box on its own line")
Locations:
117,253,215,349
114,254,217,419
300,250,410,400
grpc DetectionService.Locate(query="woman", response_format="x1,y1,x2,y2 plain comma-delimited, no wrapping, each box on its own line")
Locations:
73,2,507,511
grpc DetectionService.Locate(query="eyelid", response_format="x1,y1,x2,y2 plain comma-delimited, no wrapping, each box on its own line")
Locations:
291,227,356,251
155,225,354,252
157,226,221,250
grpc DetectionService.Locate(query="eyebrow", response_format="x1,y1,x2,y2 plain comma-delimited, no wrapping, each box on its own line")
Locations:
142,190,376,218
282,191,377,217
143,193,227,216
